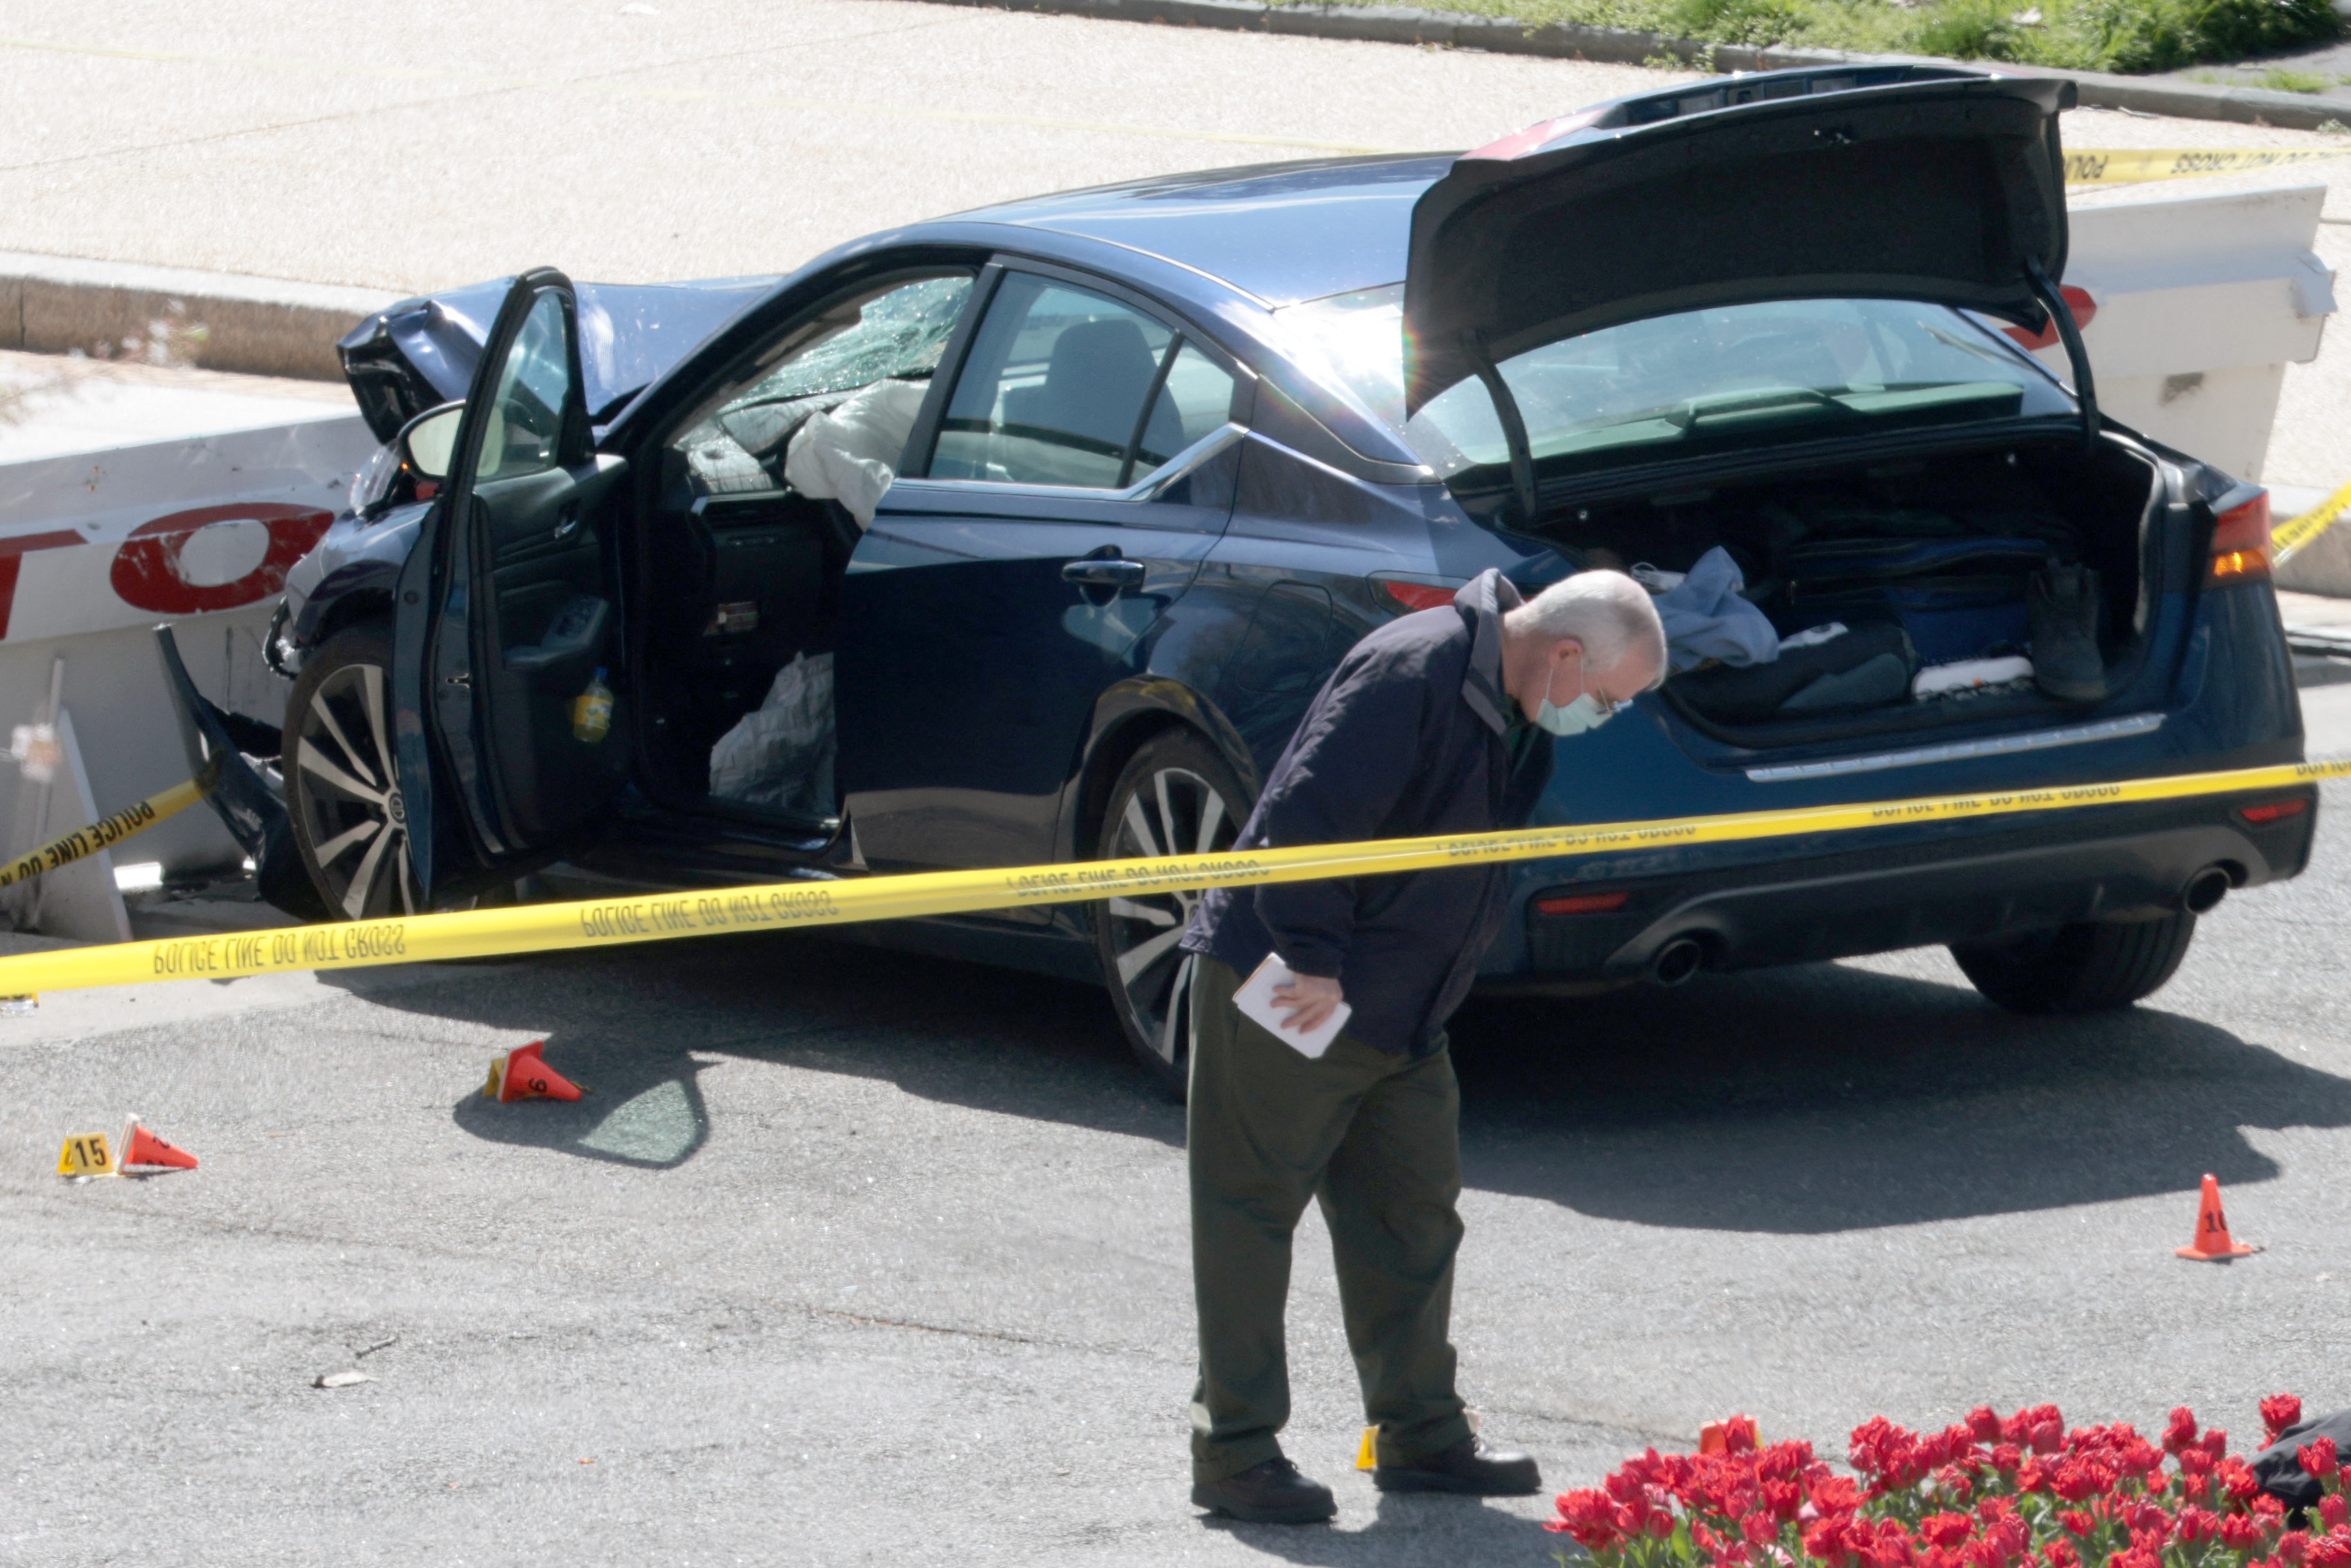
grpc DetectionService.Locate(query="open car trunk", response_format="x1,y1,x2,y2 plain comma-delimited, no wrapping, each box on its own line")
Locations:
1538,430,2163,744
1393,64,2163,747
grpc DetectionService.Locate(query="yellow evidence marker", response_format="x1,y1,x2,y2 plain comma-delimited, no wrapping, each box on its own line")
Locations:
56,1131,115,1178
1357,1427,1378,1471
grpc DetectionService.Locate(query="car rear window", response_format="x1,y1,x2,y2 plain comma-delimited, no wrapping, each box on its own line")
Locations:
1276,287,2076,480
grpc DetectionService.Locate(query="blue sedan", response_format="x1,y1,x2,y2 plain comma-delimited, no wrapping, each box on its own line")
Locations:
163,63,2315,1092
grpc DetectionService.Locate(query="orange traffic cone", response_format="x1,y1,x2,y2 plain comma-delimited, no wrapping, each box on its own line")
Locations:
1700,1415,1760,1455
118,1117,198,1171
485,1040,581,1103
2175,1173,2259,1260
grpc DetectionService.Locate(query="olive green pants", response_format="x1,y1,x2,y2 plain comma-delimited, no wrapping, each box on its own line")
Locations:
1186,956,1473,1483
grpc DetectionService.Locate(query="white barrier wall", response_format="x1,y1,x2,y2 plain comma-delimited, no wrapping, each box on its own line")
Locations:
2035,183,2336,483
0,410,379,877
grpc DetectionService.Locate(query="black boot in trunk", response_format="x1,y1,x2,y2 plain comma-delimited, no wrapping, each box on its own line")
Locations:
2029,561,2106,703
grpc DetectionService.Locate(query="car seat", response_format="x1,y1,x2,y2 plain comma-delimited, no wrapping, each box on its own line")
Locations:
1001,318,1188,472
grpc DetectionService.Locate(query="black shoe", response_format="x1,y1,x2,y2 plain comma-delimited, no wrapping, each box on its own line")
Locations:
2029,561,2106,703
1373,1436,1542,1495
1193,1458,1337,1524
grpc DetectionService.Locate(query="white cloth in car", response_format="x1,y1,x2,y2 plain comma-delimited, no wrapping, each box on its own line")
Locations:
1912,655,2035,699
1778,621,1849,652
1641,546,1782,672
708,652,836,815
782,378,927,528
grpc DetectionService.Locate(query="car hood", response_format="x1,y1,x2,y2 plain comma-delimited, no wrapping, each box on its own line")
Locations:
1401,66,2075,417
337,274,780,442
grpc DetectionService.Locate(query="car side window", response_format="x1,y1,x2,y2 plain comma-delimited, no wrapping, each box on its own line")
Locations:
475,290,573,483
931,274,1222,490
1133,341,1237,476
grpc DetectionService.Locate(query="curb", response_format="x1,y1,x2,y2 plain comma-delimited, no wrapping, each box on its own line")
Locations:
943,0,2351,133
0,251,401,384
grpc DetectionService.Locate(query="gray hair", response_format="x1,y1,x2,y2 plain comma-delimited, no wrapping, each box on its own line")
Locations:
1514,570,1669,687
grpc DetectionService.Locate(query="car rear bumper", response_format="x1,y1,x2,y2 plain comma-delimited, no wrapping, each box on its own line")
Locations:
1497,789,2318,986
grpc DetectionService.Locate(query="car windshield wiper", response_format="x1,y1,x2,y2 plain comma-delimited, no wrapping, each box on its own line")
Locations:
1685,385,1850,427
1514,380,2025,467
1924,324,2033,370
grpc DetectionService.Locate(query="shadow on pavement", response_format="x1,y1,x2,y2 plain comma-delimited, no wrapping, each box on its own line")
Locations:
1449,958,2351,1233
332,926,2351,1232
326,929,1179,1167
1197,1492,1559,1563
449,1041,716,1169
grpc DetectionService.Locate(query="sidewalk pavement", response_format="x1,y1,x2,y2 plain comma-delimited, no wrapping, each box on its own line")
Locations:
0,3,2344,490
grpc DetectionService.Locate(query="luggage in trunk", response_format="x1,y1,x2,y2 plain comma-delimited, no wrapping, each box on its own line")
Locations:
1783,535,2057,665
1546,438,2154,738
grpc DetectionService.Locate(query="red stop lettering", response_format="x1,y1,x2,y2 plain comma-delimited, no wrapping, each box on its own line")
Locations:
109,503,334,616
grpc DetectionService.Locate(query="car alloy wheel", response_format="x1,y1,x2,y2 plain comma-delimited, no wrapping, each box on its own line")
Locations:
287,623,420,920
1093,730,1248,1095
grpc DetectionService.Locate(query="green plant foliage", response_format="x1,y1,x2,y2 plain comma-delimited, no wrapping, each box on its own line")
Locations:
1286,0,2345,74
1667,0,1811,46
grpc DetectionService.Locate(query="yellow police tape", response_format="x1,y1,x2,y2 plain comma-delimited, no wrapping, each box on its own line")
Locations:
0,771,212,892
0,752,2344,999
2276,478,2351,566
2065,148,2351,186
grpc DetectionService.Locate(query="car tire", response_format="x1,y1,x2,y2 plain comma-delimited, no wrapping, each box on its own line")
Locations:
284,619,423,921
1950,913,2197,1014
1090,728,1250,1098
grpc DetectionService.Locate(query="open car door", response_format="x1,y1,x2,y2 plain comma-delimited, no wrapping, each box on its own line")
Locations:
393,268,632,905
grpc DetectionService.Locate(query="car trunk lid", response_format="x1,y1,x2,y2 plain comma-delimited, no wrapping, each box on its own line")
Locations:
1401,67,2079,426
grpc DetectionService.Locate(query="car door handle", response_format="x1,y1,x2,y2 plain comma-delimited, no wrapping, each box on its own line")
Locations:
1062,559,1146,588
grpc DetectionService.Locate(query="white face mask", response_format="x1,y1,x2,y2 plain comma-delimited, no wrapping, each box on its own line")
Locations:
1533,655,1624,737
1535,691,1614,737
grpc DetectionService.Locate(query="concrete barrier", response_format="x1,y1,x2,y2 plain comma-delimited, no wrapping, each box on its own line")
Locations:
2275,483,2351,597
0,391,379,887
2032,184,2336,485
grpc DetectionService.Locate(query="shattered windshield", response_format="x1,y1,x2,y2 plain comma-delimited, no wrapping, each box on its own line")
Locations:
675,272,974,496
726,274,972,412
1275,287,2074,479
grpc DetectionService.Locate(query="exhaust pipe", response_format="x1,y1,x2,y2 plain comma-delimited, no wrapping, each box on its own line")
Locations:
2181,865,2232,915
1647,936,1706,988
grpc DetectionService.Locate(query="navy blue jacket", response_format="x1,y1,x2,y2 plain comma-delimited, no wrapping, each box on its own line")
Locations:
1182,569,1554,1055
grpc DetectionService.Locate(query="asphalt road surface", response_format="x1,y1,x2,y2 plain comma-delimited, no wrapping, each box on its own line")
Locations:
5,760,2350,1566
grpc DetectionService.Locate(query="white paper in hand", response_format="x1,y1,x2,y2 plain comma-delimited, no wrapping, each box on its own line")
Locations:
1234,953,1351,1059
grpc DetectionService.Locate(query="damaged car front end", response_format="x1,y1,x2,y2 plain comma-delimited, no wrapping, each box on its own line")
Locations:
163,276,777,905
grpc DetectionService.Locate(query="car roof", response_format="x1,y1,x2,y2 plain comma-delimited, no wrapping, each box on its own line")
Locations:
951,155,1453,310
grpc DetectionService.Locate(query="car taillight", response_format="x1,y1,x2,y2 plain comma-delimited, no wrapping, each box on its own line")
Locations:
1379,579,1461,613
1534,891,1629,916
2235,798,2309,826
2208,492,2272,584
